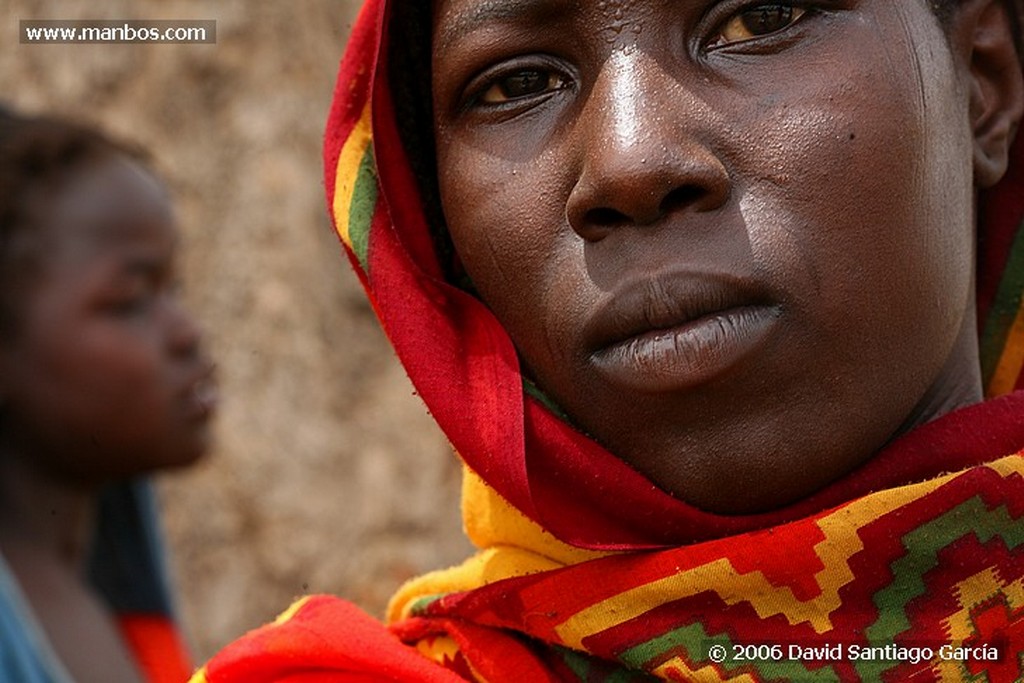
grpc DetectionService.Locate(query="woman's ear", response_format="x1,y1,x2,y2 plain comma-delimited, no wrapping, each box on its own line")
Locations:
951,0,1024,188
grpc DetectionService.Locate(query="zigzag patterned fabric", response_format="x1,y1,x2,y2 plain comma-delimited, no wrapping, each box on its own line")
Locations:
392,454,1024,681
192,0,1024,680
196,441,1024,682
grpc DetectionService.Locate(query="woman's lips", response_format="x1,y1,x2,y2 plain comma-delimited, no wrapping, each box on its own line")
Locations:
585,274,781,392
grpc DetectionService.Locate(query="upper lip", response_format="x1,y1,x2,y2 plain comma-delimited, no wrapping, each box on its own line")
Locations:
181,359,217,404
583,271,775,352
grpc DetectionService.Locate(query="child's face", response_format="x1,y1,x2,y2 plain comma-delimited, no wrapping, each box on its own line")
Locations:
430,0,985,512
0,157,216,484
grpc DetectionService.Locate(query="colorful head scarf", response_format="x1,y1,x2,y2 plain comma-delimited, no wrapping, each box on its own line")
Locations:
195,1,1024,680
325,0,1024,551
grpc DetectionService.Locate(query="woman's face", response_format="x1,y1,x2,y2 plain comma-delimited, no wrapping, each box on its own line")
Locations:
431,0,986,513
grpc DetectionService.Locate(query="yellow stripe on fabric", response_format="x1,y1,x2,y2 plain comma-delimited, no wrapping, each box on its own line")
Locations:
555,556,839,650
932,569,1022,683
986,295,1024,396
943,567,1023,641
388,466,614,623
553,462,1010,650
651,659,758,683
332,101,373,250
416,634,460,661
987,455,1024,478
387,546,566,623
461,465,612,566
415,635,462,668
415,635,492,683
273,596,313,626
554,510,871,646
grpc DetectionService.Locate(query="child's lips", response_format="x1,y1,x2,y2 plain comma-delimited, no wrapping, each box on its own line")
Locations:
584,272,781,392
183,363,219,420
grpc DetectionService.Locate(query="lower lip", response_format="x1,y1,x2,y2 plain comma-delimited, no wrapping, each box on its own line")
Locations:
590,305,781,392
185,381,219,420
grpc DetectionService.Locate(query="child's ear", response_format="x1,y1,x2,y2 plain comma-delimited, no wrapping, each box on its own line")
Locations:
951,0,1024,188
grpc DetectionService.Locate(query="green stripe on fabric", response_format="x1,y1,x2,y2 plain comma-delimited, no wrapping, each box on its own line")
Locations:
619,623,839,682
604,669,648,683
980,218,1024,384
523,378,570,420
558,648,592,680
859,498,1024,680
554,646,656,682
408,593,446,617
619,623,713,670
348,142,378,270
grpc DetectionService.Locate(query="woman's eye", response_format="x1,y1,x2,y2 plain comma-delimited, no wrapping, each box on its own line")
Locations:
714,4,806,46
479,69,566,104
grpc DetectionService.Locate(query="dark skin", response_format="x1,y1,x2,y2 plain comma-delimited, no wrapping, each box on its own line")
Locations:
0,156,217,682
431,0,1024,513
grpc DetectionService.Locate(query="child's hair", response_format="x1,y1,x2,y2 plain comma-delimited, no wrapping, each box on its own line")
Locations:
0,107,146,339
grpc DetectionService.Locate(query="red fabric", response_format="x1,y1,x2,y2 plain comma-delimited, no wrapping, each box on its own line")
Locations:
204,597,465,683
117,614,193,683
978,130,1024,327
323,0,380,227
393,618,564,683
518,389,1024,548
198,402,1024,681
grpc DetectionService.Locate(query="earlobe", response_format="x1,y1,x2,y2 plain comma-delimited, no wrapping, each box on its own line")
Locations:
957,0,1024,188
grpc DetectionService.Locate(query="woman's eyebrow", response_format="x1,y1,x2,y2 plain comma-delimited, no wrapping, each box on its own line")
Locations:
437,0,572,51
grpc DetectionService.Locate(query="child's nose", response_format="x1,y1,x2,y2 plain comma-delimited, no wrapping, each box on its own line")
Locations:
164,298,203,358
565,51,730,240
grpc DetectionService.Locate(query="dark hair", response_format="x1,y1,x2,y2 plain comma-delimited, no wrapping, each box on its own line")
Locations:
0,107,144,338
389,4,453,274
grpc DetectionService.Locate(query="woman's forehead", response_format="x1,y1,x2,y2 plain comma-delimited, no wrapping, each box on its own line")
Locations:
427,0,954,67
433,0,580,44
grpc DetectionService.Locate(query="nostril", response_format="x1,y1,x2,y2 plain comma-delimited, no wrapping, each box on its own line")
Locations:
585,207,630,228
660,185,705,215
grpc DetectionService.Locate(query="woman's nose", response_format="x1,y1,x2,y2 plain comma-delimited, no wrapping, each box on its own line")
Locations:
566,51,731,240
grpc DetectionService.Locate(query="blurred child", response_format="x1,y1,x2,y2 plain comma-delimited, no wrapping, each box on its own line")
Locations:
0,108,217,683
195,0,1024,681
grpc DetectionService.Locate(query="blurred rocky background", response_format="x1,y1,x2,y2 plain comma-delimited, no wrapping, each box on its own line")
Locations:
2,0,471,661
